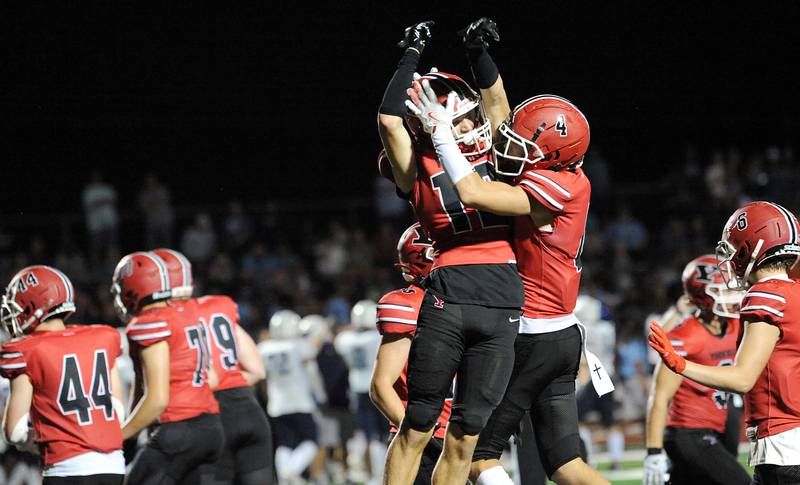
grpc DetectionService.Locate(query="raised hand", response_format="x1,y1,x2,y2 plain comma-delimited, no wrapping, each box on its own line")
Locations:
458,17,499,49
648,321,686,373
397,21,435,53
405,79,456,135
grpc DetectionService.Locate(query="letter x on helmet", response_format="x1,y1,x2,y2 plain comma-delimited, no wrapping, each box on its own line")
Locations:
681,254,743,319
493,95,590,177
405,71,492,157
716,201,800,289
396,222,434,283
111,251,173,322
1,265,76,337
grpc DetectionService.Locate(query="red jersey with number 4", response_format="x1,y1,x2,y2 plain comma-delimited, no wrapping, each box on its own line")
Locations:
126,304,219,423
513,168,590,318
0,325,123,466
666,316,740,433
375,285,450,439
190,295,249,391
410,150,515,269
738,277,800,438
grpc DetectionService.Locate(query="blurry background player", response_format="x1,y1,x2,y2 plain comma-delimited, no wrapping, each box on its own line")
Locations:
333,300,386,484
113,251,224,485
151,248,274,485
378,21,523,485
408,18,610,485
370,222,453,485
258,311,323,485
0,265,125,485
574,294,623,469
649,201,800,484
644,254,750,485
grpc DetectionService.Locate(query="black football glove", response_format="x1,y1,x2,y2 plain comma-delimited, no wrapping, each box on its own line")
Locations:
459,17,499,49
397,20,435,53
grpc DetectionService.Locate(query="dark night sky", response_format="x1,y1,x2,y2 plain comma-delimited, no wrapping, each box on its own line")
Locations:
3,3,799,217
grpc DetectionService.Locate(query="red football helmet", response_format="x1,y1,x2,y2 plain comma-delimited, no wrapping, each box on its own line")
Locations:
717,201,800,289
681,254,743,319
493,95,590,176
396,223,434,283
406,71,492,157
111,252,172,321
1,265,76,337
152,248,194,299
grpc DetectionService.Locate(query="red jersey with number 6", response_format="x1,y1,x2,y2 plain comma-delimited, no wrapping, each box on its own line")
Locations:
375,285,451,439
666,316,740,433
126,303,219,423
738,277,800,438
189,295,249,391
0,325,123,466
513,167,591,318
410,150,515,269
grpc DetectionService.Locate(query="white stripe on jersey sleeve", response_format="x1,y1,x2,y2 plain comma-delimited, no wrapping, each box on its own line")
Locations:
526,172,571,197
740,305,784,318
377,317,417,325
518,181,564,211
129,330,172,341
746,292,787,303
130,321,169,330
377,304,415,312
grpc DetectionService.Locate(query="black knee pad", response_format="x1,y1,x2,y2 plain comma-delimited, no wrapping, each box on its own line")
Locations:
405,401,441,432
540,433,581,476
450,410,489,436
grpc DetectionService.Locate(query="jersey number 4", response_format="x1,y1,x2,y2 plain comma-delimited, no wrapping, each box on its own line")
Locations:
58,351,115,426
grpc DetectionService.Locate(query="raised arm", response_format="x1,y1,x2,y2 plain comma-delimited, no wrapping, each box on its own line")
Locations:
649,320,779,394
378,21,433,194
459,18,510,136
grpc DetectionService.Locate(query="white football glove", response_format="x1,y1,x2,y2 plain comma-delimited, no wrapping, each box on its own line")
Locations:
405,79,457,135
643,452,669,485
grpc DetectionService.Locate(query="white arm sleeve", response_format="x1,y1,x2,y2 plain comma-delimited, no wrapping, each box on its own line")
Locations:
431,128,475,184
112,396,126,424
7,412,29,445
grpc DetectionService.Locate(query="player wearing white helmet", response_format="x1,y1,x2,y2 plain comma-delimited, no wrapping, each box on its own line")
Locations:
334,301,386,484
258,311,321,484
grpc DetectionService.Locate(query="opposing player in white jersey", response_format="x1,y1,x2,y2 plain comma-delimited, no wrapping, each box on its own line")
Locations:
258,311,321,484
334,300,386,484
574,294,624,467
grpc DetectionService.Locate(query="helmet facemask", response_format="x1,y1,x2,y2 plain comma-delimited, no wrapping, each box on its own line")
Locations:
705,283,744,318
492,121,545,177
451,98,492,157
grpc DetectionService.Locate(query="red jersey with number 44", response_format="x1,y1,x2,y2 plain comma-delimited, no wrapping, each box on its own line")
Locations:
738,277,800,438
190,295,249,391
0,325,123,466
126,303,219,423
513,168,590,318
666,316,740,433
375,285,450,439
410,150,515,269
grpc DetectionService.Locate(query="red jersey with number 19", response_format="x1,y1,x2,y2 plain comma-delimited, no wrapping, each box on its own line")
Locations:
375,285,450,439
666,316,740,433
410,150,515,269
189,295,249,391
514,168,590,320
126,303,219,423
0,325,123,466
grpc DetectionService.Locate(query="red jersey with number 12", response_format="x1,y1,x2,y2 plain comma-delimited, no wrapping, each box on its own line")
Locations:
190,295,250,391
666,316,740,433
126,303,219,423
0,325,123,466
375,285,450,439
514,168,590,318
410,150,515,269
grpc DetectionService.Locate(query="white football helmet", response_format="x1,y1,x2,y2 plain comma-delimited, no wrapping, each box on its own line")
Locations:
350,300,378,330
298,314,332,345
269,309,301,340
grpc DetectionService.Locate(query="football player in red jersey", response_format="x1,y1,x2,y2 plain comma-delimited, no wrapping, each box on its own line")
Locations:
112,251,224,485
650,201,800,484
378,21,523,485
644,255,750,485
151,248,274,485
370,223,451,485
405,18,608,485
0,265,125,484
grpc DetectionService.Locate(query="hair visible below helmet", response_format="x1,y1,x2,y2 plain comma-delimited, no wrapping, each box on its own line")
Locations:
1,265,76,337
493,94,590,177
681,254,743,319
396,223,434,283
350,300,377,330
716,201,800,289
111,252,172,322
406,71,492,157
151,248,194,299
269,309,301,340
